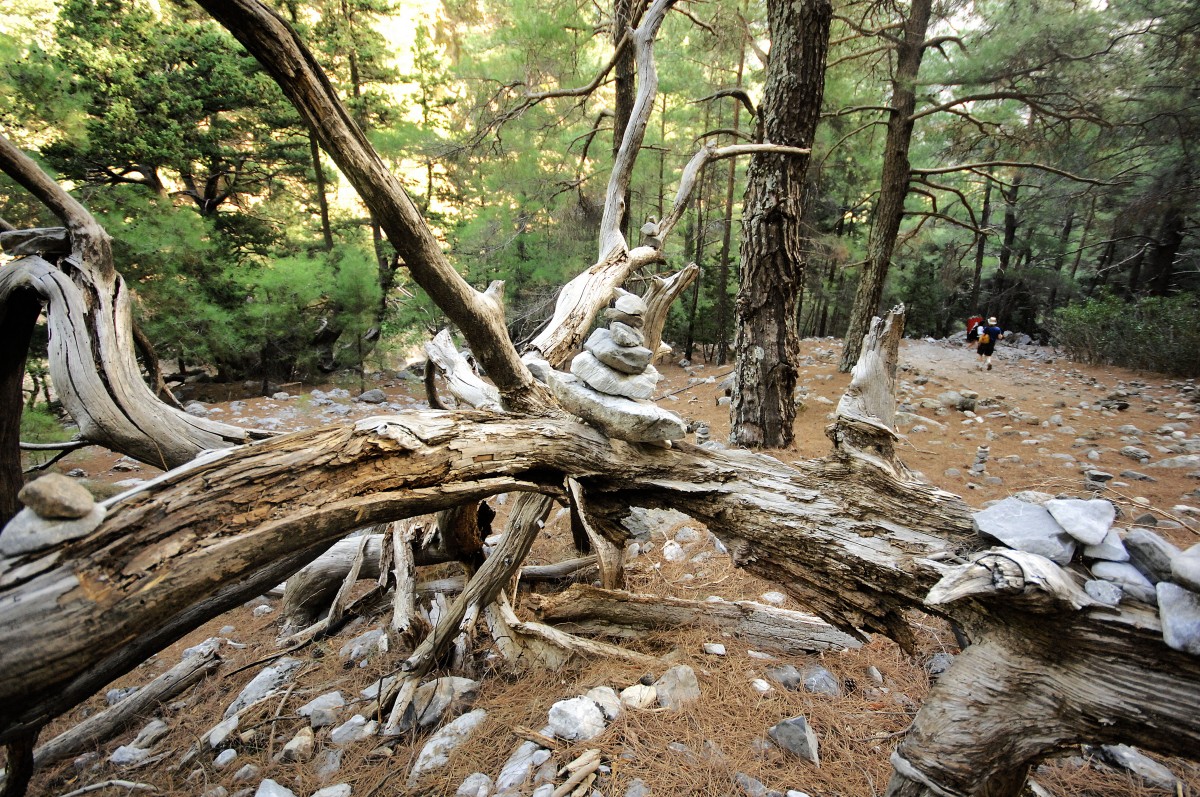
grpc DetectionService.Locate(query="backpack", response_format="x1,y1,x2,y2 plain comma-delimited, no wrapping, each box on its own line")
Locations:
979,331,990,345
966,316,983,341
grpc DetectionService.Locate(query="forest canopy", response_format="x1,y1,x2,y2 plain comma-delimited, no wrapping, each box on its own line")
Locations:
2,0,1196,380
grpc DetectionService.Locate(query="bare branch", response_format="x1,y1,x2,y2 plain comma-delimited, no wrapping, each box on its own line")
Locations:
912,160,1120,186
696,86,758,119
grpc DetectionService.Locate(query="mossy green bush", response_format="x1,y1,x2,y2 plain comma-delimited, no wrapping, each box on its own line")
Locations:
1047,294,1200,377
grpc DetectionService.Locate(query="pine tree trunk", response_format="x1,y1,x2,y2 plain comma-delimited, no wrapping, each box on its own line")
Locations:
731,0,831,446
838,0,932,372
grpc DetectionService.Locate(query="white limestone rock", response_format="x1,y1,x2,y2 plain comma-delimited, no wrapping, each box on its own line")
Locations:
224,658,302,718
1157,582,1200,655
584,327,653,375
406,709,488,787
330,715,378,746
1044,498,1115,546
654,665,701,709
619,684,657,709
547,370,685,442
547,696,606,741
571,351,660,399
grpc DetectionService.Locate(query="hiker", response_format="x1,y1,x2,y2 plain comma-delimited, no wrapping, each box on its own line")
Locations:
976,316,1003,370
966,315,983,344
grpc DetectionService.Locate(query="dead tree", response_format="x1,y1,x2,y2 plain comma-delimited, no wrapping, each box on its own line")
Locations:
2,2,1199,796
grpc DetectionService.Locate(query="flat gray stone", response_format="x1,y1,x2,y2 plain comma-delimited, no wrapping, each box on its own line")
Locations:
765,664,803,691
768,715,820,765
224,658,302,718
1171,544,1200,592
1147,454,1200,469
584,328,653,375
1092,561,1157,604
1157,583,1200,655
1084,579,1123,606
571,351,659,399
609,321,644,348
612,291,647,317
393,677,480,734
1,504,106,556
972,498,1076,565
1045,498,1115,545
548,371,685,442
1097,744,1179,790
654,664,701,709
330,714,377,746
18,473,95,519
1083,528,1129,562
407,709,488,787
1125,528,1181,583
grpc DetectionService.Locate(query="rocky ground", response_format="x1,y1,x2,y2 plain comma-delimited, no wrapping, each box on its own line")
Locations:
15,337,1200,797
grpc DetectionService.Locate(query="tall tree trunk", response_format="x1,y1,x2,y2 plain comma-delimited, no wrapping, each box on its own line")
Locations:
724,0,830,436
612,0,637,240
1147,201,1185,297
838,0,932,371
309,131,334,252
731,0,831,446
969,176,992,311
1046,204,1074,312
714,76,742,367
994,174,1022,320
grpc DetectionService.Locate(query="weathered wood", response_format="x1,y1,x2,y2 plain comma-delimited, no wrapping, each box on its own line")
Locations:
640,264,700,362
530,585,862,654
0,185,268,471
32,645,221,771
0,409,972,742
424,329,502,411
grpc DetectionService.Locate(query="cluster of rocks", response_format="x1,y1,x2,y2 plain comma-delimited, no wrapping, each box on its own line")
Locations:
538,290,686,444
972,494,1200,654
0,473,105,557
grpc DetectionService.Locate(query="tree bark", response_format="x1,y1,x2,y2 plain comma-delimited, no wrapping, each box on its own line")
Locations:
0,282,40,526
731,0,831,447
838,0,932,371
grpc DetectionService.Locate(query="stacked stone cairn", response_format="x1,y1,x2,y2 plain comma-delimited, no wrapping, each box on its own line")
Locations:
972,494,1200,655
537,289,687,445
969,445,990,477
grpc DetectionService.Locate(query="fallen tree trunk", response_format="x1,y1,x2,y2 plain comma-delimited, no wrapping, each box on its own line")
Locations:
32,643,223,772
530,584,862,654
0,407,972,742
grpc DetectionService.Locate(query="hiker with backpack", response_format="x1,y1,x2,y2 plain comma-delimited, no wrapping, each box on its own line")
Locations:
976,316,1003,370
966,315,984,344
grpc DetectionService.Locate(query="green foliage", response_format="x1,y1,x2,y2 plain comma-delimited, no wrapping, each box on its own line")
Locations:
1047,295,1200,376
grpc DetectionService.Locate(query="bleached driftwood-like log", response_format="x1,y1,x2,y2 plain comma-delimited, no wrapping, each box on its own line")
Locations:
280,529,456,631
0,406,972,741
640,264,700,361
31,643,222,771
424,328,502,411
530,585,861,654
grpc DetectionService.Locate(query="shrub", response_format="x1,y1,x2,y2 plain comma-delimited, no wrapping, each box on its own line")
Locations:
1047,294,1200,376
